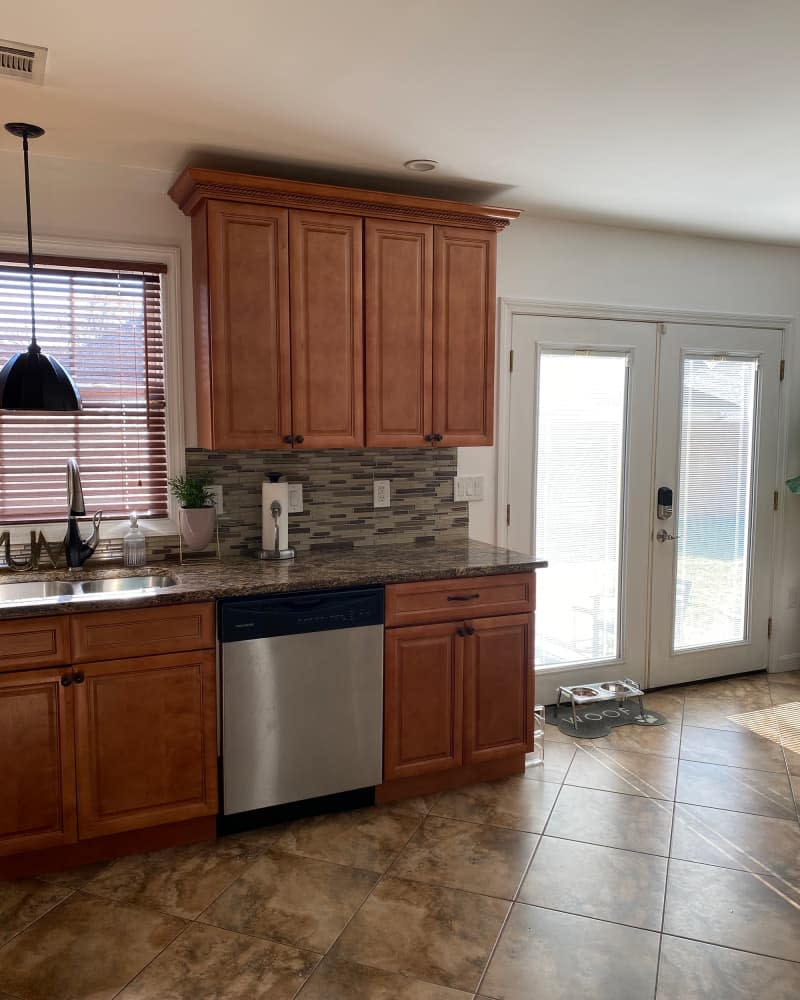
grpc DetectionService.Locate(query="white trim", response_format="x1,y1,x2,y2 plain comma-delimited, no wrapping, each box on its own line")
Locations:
497,297,794,675
0,233,185,542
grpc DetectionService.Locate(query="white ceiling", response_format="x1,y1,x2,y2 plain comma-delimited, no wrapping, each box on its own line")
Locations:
3,0,800,242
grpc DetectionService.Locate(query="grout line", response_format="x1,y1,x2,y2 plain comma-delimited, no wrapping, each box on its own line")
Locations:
659,930,800,967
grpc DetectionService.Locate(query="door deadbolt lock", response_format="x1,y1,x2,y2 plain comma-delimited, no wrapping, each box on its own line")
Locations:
657,486,673,520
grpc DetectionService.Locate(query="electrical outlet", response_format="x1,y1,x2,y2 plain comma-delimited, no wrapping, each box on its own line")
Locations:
373,479,390,508
287,483,304,514
788,587,798,610
207,484,223,514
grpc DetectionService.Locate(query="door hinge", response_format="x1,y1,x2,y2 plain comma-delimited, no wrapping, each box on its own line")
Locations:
768,617,773,639
657,322,666,335
506,503,511,527
780,359,785,381
509,349,514,373
774,490,780,511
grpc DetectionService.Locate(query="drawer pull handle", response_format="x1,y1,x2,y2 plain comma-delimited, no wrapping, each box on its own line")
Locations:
447,593,480,602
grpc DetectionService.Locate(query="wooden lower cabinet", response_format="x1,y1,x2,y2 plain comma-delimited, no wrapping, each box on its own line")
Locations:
0,667,77,857
74,650,218,839
384,622,463,781
463,614,532,764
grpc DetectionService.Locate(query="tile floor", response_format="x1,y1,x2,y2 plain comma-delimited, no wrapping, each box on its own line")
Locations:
1,670,799,999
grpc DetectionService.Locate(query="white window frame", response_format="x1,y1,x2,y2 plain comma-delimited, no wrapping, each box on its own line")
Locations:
0,233,184,542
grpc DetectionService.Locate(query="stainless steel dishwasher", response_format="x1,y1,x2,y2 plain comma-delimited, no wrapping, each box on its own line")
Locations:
219,587,384,815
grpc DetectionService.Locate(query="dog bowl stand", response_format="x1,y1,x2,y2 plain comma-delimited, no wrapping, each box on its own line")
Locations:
556,679,647,730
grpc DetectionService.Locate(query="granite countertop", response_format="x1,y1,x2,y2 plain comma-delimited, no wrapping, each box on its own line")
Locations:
0,539,547,620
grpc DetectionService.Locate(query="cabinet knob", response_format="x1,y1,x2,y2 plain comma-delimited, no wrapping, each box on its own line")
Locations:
73,671,85,685
433,433,444,442
60,674,72,688
283,435,294,444
456,626,466,637
424,434,434,443
464,625,475,636
295,435,304,444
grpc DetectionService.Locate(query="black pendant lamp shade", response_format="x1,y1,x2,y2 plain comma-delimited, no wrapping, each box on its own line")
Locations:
0,122,81,411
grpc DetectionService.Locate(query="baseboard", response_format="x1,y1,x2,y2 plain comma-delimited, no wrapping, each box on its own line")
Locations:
375,754,525,803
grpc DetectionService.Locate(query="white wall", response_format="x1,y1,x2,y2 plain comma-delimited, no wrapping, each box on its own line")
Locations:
460,215,800,668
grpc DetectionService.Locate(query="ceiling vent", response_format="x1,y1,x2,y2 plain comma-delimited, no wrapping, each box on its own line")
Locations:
0,39,47,85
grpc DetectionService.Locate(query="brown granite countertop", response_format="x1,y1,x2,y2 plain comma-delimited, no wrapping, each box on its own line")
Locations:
0,540,547,620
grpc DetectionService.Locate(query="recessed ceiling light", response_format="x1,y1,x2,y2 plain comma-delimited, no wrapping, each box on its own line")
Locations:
404,159,438,172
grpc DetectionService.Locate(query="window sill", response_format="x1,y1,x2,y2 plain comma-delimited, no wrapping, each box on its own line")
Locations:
2,517,180,546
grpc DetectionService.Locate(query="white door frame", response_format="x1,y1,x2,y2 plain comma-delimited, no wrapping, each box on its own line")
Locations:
496,297,793,675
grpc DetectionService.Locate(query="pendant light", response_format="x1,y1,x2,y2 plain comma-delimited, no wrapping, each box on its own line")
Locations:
0,122,82,411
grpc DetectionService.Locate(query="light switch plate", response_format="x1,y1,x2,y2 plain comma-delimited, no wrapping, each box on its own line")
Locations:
373,480,390,508
288,483,304,514
454,475,485,502
207,484,224,514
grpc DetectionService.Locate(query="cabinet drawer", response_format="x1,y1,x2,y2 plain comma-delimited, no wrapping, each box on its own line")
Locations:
385,573,534,627
70,602,215,663
0,616,70,673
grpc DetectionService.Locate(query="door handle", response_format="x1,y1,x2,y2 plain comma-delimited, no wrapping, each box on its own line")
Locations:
656,529,679,542
447,593,480,602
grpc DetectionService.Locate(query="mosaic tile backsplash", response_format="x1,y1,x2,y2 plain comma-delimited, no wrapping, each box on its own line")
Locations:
185,446,468,557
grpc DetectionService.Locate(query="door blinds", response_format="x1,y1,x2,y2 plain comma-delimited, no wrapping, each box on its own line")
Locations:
0,256,168,522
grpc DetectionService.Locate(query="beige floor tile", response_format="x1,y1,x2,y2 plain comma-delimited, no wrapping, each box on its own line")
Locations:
0,880,73,947
480,902,659,1000
770,685,800,708
523,741,575,783
384,795,440,817
564,745,678,799
332,876,509,993
82,836,259,919
682,696,776,734
676,759,795,819
518,836,667,930
543,721,586,745
224,824,283,852
431,777,559,834
664,859,800,962
200,848,377,952
592,721,681,758
298,957,473,999
682,674,769,701
0,892,184,1000
769,669,800,688
272,804,420,872
390,816,537,899
656,935,800,999
670,802,800,881
118,922,319,999
680,724,787,772
544,785,674,856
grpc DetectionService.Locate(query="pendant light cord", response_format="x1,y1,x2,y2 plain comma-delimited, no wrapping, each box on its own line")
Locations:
21,131,39,353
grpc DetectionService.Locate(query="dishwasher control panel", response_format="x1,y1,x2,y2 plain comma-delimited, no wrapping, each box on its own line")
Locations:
219,586,384,641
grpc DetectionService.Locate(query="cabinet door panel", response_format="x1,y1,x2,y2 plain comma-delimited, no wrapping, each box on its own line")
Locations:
463,614,532,764
0,615,70,674
384,623,463,781
290,211,364,448
206,200,291,449
0,668,77,856
365,218,433,447
433,227,496,446
74,651,217,839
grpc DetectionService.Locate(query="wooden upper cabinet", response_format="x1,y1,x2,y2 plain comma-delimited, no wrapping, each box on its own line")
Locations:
365,219,433,447
199,200,291,450
433,227,496,447
463,614,532,764
290,211,364,448
74,650,217,839
0,667,77,856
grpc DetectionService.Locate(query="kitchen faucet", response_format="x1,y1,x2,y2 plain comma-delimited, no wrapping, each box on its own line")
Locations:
65,459,102,569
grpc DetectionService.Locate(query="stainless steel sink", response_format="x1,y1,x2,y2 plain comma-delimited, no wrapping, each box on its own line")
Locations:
77,575,176,595
0,574,177,607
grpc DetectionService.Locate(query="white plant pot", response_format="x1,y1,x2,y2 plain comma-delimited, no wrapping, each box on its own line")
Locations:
179,506,216,552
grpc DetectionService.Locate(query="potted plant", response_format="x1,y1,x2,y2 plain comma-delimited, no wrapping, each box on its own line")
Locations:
169,474,216,552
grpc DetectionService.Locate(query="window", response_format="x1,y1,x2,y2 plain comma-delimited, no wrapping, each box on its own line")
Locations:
0,255,169,523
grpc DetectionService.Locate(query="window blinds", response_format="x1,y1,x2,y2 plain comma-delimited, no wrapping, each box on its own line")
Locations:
0,256,168,523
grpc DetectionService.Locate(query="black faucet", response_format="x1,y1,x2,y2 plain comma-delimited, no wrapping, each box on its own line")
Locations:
65,459,102,569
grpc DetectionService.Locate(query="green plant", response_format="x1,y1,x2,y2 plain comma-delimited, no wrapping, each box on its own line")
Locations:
168,474,214,509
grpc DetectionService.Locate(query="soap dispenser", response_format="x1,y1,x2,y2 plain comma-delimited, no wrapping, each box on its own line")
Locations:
123,512,146,567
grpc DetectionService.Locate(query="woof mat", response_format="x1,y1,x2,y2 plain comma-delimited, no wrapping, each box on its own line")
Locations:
546,701,667,739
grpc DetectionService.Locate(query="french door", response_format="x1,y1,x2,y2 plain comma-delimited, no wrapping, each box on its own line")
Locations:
506,313,782,702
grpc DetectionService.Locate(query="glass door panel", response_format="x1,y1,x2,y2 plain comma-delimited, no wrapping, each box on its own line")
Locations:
674,356,758,651
534,351,628,666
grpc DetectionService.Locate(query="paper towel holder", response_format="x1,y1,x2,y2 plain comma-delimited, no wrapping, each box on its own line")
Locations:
258,473,296,561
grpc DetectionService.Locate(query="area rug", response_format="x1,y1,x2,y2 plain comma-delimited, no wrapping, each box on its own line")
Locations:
546,700,667,739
